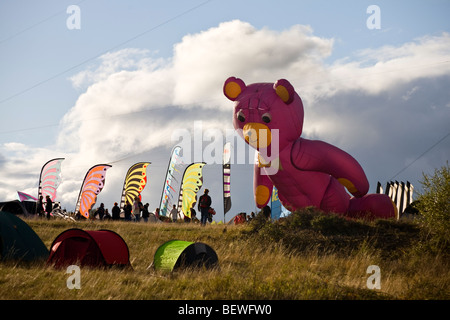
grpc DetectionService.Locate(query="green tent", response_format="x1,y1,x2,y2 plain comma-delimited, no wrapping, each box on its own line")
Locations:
0,211,49,261
152,240,218,271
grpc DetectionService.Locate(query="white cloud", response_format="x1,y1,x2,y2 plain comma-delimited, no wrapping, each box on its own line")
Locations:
69,48,166,89
3,142,28,152
1,20,449,214
318,33,450,97
172,20,334,108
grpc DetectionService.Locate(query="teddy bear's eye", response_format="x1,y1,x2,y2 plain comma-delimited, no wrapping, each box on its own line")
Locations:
237,110,246,122
262,113,271,124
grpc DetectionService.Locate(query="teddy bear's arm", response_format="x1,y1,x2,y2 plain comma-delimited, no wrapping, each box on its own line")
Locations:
291,138,369,197
253,162,274,208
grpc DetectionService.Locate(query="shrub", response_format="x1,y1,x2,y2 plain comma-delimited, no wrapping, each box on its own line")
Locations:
245,207,420,258
416,162,450,252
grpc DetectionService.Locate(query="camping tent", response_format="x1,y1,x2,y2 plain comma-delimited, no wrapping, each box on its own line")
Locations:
0,200,36,216
47,228,130,268
152,240,219,271
0,211,49,261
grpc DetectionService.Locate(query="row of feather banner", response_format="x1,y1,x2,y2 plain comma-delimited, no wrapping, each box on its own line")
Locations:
159,143,232,220
25,154,415,221
29,144,233,220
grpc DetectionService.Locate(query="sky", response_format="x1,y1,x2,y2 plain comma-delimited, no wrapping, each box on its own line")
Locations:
0,0,449,222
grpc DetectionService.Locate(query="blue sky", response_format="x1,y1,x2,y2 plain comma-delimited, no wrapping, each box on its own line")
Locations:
0,1,449,220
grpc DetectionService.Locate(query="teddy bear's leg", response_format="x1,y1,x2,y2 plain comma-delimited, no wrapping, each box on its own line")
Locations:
347,194,397,219
320,178,350,214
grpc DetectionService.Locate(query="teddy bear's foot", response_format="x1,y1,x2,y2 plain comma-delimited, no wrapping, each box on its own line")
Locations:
347,194,397,220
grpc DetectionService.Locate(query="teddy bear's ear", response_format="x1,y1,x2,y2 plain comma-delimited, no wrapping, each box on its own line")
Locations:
224,77,246,101
274,79,295,105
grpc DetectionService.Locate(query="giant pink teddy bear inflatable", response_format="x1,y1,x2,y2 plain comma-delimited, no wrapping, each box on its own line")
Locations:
224,77,397,219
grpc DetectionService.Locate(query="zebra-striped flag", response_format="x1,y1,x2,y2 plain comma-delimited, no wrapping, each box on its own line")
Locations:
377,181,414,217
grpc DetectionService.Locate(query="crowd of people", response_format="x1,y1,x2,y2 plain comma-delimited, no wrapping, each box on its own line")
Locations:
73,188,215,225
36,188,269,225
36,195,56,219
82,198,163,223
233,211,256,224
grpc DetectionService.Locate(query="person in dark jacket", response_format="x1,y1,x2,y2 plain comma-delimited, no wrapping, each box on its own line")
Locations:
197,189,212,226
95,203,105,220
123,201,132,221
45,195,53,220
142,203,150,222
112,202,121,220
36,195,45,217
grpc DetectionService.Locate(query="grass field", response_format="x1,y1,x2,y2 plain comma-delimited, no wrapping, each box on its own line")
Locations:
0,210,449,300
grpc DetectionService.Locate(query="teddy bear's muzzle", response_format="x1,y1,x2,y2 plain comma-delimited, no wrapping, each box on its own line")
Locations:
243,123,272,149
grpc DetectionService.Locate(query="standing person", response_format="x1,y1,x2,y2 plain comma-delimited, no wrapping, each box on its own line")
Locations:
124,201,132,221
132,196,140,222
112,202,121,220
95,203,105,220
36,195,44,217
142,203,150,222
45,195,53,220
198,189,212,226
170,204,178,222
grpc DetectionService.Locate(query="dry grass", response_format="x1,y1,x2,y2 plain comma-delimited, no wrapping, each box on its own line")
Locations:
0,215,449,300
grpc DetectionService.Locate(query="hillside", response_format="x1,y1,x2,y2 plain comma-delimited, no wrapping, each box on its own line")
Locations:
0,210,449,300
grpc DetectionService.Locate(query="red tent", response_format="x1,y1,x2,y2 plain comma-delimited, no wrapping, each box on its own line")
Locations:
47,228,130,268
